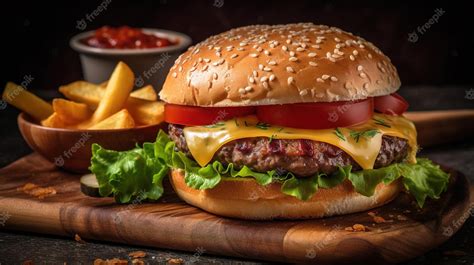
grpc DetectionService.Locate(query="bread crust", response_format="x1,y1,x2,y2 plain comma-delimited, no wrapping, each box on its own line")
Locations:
170,168,402,220
160,23,400,106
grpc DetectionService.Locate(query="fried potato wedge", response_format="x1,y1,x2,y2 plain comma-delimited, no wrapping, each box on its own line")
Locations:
3,82,53,121
89,109,135,130
130,85,157,101
91,62,134,123
52,98,92,123
126,98,164,125
41,113,68,128
59,81,104,108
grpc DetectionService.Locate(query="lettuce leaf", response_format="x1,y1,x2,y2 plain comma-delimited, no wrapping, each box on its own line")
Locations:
90,130,449,207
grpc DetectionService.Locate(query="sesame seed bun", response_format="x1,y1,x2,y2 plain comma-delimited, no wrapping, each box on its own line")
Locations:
159,23,401,106
169,168,402,220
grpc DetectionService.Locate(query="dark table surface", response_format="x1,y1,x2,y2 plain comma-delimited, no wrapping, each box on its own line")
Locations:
0,86,473,264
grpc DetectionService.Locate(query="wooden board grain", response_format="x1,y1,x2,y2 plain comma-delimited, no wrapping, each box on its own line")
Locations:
0,153,471,264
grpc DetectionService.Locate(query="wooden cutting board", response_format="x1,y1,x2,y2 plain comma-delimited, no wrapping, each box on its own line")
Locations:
0,153,472,264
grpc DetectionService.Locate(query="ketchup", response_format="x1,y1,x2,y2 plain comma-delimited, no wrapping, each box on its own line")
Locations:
82,26,176,49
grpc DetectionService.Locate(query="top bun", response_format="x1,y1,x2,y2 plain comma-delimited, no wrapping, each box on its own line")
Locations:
160,23,400,106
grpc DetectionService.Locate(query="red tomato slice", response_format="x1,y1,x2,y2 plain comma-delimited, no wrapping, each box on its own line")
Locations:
165,104,256,126
374,93,409,115
256,99,374,130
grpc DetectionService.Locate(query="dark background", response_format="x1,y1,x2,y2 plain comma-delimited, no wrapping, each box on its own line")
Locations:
1,0,473,93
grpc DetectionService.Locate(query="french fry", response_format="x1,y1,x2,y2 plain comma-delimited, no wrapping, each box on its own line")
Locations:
126,98,164,125
89,109,135,130
2,82,53,121
130,85,157,101
59,81,104,108
52,98,92,123
99,81,108,87
41,113,68,128
92,62,134,123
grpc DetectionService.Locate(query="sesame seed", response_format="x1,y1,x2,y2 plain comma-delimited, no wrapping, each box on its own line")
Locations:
309,61,317,66
368,53,373,59
237,47,245,51
198,58,203,63
270,43,275,48
322,74,330,80
216,52,222,57
357,65,363,71
330,76,338,82
326,52,331,58
264,50,270,55
245,86,253,92
239,42,248,47
231,54,239,59
359,44,365,49
172,72,177,78
260,76,268,82
289,51,296,57
268,61,277,66
263,67,272,72
359,72,367,78
334,37,341,42
282,45,288,51
317,78,324,83
202,65,209,71
262,81,269,89
353,50,359,56
224,86,230,92
269,74,275,81
213,73,218,80
214,47,221,52
253,70,258,77
299,89,308,96
349,55,355,61
296,47,304,52
308,52,317,57
249,77,255,84
286,66,295,73
204,58,211,63
256,47,263,52
238,88,246,94
344,82,351,89
190,67,196,72
286,39,292,44
178,66,183,72
363,83,369,89
287,77,294,85
328,57,336,62
258,64,264,70
250,53,259,58
192,61,198,67
289,57,298,62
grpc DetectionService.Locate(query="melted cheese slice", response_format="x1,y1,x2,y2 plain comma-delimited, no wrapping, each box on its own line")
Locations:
183,114,417,169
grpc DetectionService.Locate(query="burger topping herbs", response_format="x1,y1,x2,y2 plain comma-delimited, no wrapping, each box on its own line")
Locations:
182,114,417,169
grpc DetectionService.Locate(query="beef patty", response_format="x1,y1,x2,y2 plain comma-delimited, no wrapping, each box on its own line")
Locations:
168,124,409,177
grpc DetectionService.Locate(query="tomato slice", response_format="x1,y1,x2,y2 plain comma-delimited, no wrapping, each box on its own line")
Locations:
256,99,374,130
374,93,409,115
165,104,256,126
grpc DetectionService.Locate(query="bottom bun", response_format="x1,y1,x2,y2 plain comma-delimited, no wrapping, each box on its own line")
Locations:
170,168,402,220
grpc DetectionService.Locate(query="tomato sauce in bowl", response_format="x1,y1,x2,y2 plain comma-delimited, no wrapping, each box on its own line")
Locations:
81,26,177,49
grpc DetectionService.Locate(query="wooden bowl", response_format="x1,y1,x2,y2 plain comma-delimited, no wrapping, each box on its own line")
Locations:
17,113,166,173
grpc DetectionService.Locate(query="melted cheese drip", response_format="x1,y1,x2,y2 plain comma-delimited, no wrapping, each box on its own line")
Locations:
183,114,417,169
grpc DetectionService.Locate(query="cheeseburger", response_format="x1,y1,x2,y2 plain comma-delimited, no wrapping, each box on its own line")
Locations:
91,23,449,220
